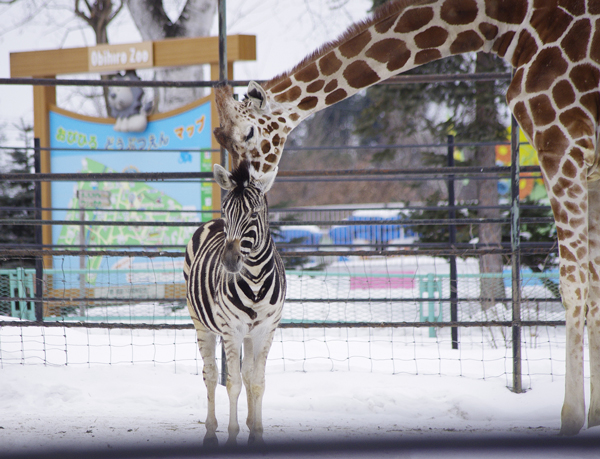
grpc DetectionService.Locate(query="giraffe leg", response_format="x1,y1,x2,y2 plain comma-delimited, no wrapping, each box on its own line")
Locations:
245,328,277,445
587,180,600,429
543,155,590,436
223,333,243,446
195,325,219,446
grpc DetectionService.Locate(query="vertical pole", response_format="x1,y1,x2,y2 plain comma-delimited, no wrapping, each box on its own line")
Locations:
33,138,44,322
218,0,229,172
447,135,458,350
510,107,523,393
218,0,228,387
78,195,87,317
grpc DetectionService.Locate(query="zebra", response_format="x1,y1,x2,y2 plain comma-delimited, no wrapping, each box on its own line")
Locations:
183,160,286,446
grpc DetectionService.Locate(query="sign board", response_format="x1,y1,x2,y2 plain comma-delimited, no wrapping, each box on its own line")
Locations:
88,42,153,73
77,190,111,208
48,96,214,282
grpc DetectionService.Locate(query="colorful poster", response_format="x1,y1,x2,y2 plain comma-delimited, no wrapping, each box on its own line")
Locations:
49,99,214,282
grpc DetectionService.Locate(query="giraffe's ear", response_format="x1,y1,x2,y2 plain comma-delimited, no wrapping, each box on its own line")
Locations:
247,81,268,112
213,164,235,190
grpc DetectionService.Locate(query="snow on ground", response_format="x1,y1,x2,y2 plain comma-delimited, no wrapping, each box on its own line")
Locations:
0,324,599,458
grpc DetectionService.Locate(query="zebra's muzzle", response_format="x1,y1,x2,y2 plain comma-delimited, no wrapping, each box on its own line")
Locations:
222,239,244,273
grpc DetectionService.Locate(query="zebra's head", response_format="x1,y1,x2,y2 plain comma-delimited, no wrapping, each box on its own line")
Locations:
214,160,278,273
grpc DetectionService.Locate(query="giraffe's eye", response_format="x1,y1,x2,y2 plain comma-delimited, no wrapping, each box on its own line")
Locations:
245,127,254,142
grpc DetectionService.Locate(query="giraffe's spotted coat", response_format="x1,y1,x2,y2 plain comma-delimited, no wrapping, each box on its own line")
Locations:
212,0,600,435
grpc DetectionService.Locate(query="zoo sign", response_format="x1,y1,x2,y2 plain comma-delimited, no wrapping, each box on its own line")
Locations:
88,42,153,72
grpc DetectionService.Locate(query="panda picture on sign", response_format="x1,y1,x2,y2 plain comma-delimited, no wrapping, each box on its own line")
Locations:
108,70,153,133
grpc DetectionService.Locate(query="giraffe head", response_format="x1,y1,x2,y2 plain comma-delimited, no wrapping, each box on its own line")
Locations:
213,82,296,175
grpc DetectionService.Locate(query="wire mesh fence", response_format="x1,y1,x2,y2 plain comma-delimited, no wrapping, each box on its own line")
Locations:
0,75,566,393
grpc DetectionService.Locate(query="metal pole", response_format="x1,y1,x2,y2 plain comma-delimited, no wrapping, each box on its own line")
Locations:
77,191,87,317
33,138,44,322
218,0,229,172
218,0,228,387
447,135,458,350
510,107,523,393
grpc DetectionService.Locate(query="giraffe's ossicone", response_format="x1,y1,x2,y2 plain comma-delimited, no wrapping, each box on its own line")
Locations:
213,0,600,436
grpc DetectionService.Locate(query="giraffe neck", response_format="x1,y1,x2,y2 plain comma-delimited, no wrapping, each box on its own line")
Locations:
263,0,528,127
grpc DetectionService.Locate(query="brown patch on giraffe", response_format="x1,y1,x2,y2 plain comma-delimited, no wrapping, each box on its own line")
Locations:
550,197,569,223
511,30,538,68
270,78,293,94
552,179,568,198
491,31,516,57
283,126,291,134
258,118,265,125
261,163,270,174
307,80,325,93
415,49,442,66
557,227,575,240
580,93,600,120
562,19,591,63
374,12,400,34
577,247,588,260
506,68,523,102
414,27,449,49
569,64,600,93
251,161,260,172
265,154,277,164
343,60,380,89
552,80,576,109
559,107,595,139
289,113,300,122
485,0,527,24
559,0,585,16
440,0,478,25
318,52,343,76
394,7,434,33
261,140,271,154
450,31,484,54
560,245,578,262
339,30,372,59
525,47,569,93
273,86,302,103
479,23,498,41
325,88,348,105
366,38,412,71
277,117,286,123
565,200,583,215
535,125,570,153
531,6,572,45
324,80,338,93
295,62,320,83
297,96,319,111
591,2,600,14
512,102,534,141
272,134,281,147
591,19,600,64
529,94,556,126
576,138,594,151
539,152,561,181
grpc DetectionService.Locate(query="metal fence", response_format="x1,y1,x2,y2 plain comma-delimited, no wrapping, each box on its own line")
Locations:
0,74,563,394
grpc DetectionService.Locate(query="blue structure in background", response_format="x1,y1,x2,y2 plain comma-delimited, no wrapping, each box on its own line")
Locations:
329,214,415,246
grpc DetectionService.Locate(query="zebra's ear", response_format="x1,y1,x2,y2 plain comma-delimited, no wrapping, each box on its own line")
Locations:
257,167,277,193
213,164,235,190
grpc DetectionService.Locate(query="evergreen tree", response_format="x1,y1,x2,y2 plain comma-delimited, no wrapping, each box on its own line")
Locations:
356,0,511,309
0,124,36,268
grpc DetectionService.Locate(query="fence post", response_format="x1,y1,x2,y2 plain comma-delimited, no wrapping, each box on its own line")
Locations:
33,138,44,322
447,135,458,349
510,110,523,393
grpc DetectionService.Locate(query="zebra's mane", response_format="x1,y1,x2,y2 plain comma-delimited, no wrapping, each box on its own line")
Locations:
229,160,254,196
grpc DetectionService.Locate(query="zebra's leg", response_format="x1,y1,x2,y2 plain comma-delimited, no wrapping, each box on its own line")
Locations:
246,328,277,444
223,333,243,446
196,326,219,446
242,337,255,433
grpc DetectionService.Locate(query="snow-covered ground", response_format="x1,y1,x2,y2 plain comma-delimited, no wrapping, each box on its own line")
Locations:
0,321,599,458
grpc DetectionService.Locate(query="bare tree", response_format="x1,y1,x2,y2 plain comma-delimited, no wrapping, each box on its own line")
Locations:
74,0,123,111
125,0,217,112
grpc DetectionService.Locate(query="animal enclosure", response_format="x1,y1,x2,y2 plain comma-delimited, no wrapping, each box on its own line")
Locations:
0,74,568,395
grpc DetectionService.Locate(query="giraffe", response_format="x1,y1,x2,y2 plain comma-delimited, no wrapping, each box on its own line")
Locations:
213,0,600,435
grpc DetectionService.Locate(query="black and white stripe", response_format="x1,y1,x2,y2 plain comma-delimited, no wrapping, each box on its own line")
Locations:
183,160,285,446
